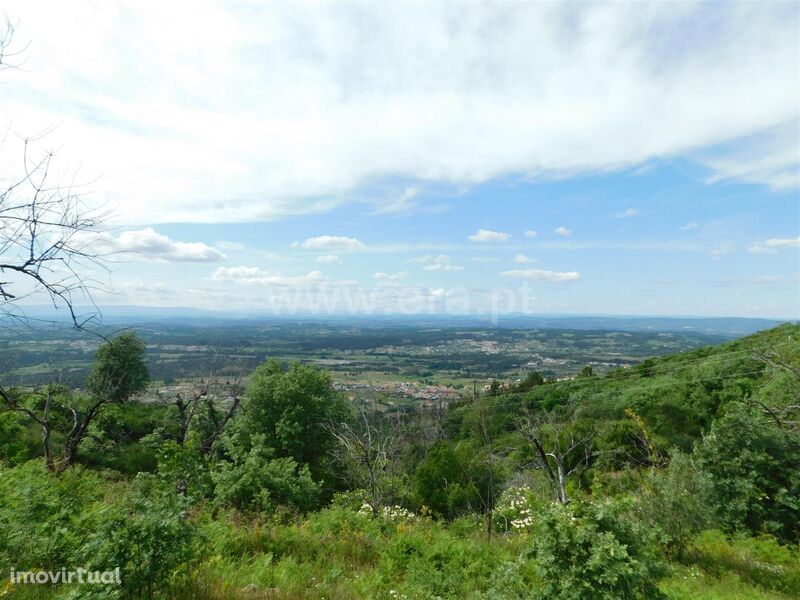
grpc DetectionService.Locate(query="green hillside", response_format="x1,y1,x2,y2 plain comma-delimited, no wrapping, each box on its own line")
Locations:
1,324,798,599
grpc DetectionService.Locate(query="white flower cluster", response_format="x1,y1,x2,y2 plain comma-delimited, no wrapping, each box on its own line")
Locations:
381,505,415,522
496,486,537,532
510,508,535,530
357,503,416,522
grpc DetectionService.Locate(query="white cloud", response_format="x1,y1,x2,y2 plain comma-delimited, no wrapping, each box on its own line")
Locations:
680,222,699,231
297,236,365,252
697,121,800,192
613,208,640,219
747,236,800,254
513,254,537,264
413,254,465,272
212,266,338,286
369,187,448,216
468,229,511,242
90,228,226,262
554,226,572,237
472,257,501,264
500,268,581,282
424,263,465,273
374,271,409,283
524,230,538,238
5,2,795,224
714,273,800,286
316,254,342,264
372,187,420,215
110,279,178,300
215,240,246,251
752,274,800,283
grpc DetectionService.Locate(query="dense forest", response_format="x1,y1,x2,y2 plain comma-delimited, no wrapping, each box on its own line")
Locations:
0,323,798,599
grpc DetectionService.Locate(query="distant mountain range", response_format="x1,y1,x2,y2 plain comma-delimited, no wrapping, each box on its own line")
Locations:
6,305,793,337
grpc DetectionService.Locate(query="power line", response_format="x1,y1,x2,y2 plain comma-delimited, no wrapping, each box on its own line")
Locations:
460,369,770,416
508,346,770,391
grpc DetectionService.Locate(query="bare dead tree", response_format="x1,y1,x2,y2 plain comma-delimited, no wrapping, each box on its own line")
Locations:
162,371,244,457
172,386,203,448
0,384,59,470
0,18,26,72
198,374,244,457
0,139,110,327
619,407,667,469
0,22,109,328
0,380,115,472
326,400,405,516
61,385,114,470
515,408,595,505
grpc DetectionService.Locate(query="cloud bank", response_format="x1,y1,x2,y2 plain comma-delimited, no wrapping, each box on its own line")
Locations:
501,268,581,283
2,1,797,224
91,228,226,262
748,237,800,254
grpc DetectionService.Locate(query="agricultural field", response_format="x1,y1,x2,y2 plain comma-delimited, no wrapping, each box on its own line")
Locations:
0,320,730,406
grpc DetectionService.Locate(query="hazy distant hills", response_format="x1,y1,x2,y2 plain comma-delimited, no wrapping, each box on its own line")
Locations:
7,305,791,338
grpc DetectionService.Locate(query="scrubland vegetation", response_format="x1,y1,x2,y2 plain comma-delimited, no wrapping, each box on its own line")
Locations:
1,324,798,599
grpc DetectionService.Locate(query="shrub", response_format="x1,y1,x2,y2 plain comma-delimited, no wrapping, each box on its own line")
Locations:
0,411,28,466
413,442,486,519
685,529,800,595
494,485,542,533
528,499,665,600
81,474,198,598
694,403,800,540
212,446,320,512
0,461,103,571
635,450,716,558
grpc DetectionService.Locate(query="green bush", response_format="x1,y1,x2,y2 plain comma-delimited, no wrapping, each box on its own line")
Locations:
0,461,103,571
694,403,800,541
528,499,665,600
684,530,800,595
379,524,508,598
635,451,716,557
0,411,28,465
413,441,486,519
212,445,320,512
81,474,198,598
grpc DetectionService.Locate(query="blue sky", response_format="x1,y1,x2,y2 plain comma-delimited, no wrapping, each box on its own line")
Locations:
2,2,798,318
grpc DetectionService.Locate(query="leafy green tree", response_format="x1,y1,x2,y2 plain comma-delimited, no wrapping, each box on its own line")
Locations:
62,332,150,467
597,419,654,470
236,359,349,478
86,331,150,404
694,402,800,540
516,371,545,391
